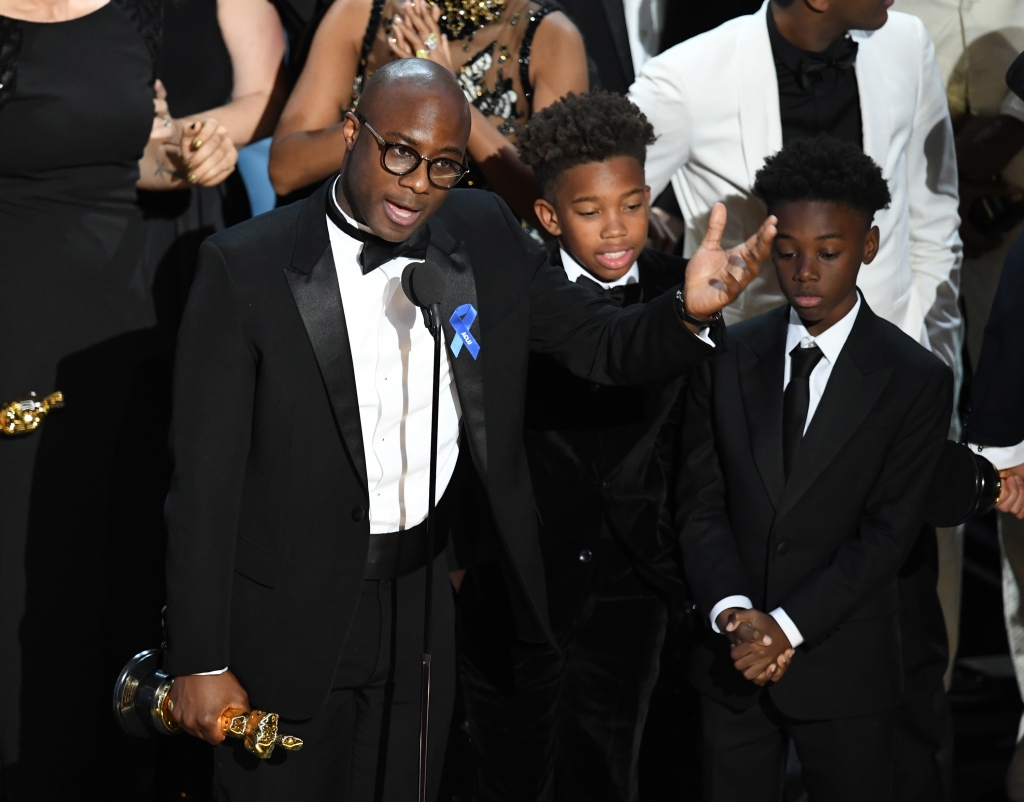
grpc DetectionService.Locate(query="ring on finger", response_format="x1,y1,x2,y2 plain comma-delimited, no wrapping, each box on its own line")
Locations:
424,31,439,50
192,139,204,151
416,48,430,58
162,117,172,128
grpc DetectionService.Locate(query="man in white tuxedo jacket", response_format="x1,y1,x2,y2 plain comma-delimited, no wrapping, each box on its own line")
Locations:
629,0,962,382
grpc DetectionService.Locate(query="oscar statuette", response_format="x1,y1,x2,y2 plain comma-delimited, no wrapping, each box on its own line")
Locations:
113,649,303,759
1,391,64,436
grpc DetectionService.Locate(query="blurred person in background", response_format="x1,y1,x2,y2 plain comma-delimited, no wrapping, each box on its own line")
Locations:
0,0,234,797
267,0,587,223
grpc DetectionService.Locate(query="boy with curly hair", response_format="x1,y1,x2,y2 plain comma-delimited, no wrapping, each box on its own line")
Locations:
677,135,953,802
456,91,700,802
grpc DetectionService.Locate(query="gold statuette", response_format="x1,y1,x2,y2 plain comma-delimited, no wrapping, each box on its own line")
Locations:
1,391,64,436
221,709,304,759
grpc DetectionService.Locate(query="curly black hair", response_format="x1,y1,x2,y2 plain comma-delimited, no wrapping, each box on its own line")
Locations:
517,91,657,196
753,136,892,224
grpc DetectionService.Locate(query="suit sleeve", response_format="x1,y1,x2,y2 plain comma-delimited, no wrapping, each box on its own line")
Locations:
163,241,257,676
675,359,752,618
905,17,963,385
506,203,715,384
628,47,693,200
780,364,954,644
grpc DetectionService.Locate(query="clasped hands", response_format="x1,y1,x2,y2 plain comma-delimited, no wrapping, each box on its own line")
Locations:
715,607,796,686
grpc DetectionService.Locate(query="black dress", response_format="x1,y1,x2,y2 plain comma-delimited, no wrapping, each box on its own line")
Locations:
0,3,177,798
136,0,250,329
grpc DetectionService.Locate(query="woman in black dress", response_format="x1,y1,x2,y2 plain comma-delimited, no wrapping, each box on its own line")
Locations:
0,0,233,796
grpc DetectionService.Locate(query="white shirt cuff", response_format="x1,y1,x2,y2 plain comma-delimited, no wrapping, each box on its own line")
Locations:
968,439,1024,472
769,607,804,648
193,667,229,676
709,595,754,632
697,327,715,348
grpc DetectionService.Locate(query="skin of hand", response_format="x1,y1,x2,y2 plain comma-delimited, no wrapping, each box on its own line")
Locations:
682,202,777,319
998,463,1024,519
167,671,250,745
450,568,467,592
723,608,795,686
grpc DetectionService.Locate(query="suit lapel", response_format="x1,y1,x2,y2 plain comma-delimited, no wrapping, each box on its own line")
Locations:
775,305,893,523
851,29,892,174
284,180,369,497
427,219,488,482
738,307,788,507
738,1,783,190
600,0,634,87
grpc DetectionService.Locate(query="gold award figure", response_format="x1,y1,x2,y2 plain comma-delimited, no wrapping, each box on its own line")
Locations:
1,391,64,436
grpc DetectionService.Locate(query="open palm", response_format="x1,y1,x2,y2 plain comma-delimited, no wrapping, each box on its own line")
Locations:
683,203,777,319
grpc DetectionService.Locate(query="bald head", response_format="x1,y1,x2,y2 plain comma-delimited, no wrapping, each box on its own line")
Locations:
357,58,470,129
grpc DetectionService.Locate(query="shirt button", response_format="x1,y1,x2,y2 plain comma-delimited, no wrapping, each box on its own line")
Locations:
776,541,789,555
579,549,593,563
352,506,366,522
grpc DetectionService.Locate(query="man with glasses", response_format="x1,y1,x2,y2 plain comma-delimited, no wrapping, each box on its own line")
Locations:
158,58,776,801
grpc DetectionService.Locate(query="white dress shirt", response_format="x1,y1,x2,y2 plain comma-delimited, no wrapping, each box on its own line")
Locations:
622,0,666,78
327,181,462,534
709,296,862,648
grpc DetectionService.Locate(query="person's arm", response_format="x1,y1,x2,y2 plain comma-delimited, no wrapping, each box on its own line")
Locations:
627,47,692,203
389,0,588,223
775,365,954,644
268,0,371,195
904,18,963,381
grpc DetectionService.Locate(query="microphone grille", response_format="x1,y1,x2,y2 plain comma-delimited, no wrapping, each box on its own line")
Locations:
401,261,446,308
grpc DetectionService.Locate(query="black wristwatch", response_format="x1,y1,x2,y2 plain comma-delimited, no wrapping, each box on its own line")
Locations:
676,289,723,328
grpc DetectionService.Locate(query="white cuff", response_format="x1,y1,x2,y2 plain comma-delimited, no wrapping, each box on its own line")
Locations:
968,439,1024,472
709,595,754,632
769,607,804,648
697,327,715,348
193,667,229,676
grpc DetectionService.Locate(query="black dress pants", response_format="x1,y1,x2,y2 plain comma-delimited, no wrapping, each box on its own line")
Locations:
458,563,667,802
213,556,455,802
701,693,896,802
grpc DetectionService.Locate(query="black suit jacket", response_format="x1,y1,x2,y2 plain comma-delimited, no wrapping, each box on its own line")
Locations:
967,228,1024,447
163,181,715,718
523,249,689,631
559,0,635,94
677,301,952,720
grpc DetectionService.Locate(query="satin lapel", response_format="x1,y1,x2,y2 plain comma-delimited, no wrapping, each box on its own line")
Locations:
738,309,787,507
738,2,783,190
775,315,893,524
600,0,634,86
284,246,369,497
852,30,891,174
428,230,488,482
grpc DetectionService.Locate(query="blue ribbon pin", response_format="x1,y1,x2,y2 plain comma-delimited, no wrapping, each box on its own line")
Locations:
449,304,481,360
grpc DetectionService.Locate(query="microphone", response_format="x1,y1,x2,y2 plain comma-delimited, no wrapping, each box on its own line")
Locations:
401,261,446,334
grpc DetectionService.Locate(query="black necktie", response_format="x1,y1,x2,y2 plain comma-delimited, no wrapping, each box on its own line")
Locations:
783,343,824,478
326,194,429,274
575,274,643,307
797,36,858,90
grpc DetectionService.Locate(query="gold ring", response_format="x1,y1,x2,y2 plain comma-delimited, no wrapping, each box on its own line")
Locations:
424,32,439,50
192,138,204,151
416,48,430,59
188,173,198,184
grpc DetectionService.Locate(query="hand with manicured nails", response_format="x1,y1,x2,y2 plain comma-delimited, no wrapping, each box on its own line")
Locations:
683,203,777,319
179,117,238,187
166,671,250,745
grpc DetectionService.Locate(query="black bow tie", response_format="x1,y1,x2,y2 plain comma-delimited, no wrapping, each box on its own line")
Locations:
575,274,643,306
327,192,430,274
797,36,858,90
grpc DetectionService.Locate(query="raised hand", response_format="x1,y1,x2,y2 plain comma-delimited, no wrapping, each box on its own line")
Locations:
388,0,456,75
683,203,777,319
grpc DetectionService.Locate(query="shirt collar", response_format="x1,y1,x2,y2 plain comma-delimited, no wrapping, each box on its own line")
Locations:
786,292,861,365
559,247,640,289
328,174,374,236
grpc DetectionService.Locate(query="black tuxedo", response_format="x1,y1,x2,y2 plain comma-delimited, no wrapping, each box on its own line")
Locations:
459,248,691,802
677,301,951,802
559,0,635,94
163,180,712,734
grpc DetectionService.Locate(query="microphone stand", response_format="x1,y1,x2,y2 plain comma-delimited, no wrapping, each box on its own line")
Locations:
418,300,442,802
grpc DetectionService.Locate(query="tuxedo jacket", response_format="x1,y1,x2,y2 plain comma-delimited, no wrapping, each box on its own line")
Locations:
629,1,962,378
162,181,714,718
677,301,952,720
522,249,689,630
968,228,1024,448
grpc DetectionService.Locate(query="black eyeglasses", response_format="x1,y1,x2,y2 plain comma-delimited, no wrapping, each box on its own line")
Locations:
354,113,468,190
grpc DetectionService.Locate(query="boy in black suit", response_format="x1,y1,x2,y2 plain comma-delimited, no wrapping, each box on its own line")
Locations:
457,92,700,802
678,136,954,802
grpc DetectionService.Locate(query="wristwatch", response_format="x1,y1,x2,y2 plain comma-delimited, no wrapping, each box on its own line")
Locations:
676,289,723,328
